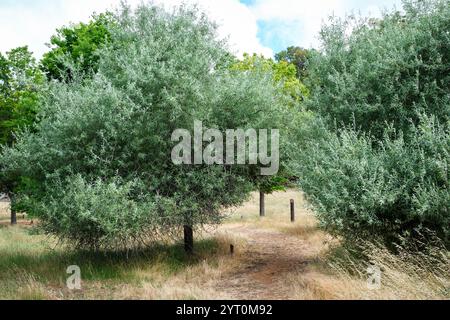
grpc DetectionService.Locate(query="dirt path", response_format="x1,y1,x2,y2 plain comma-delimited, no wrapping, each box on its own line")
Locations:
214,223,318,300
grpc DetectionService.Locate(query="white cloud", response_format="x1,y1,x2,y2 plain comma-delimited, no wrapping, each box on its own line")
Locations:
155,0,273,57
247,0,346,49
0,0,272,59
245,0,402,50
250,0,346,21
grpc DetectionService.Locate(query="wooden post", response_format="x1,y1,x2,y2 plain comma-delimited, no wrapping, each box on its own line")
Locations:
10,193,17,225
184,225,193,254
290,199,295,223
259,191,265,217
230,244,234,255
10,208,17,225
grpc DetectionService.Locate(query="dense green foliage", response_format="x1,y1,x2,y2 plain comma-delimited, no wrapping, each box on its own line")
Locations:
306,0,449,139
0,4,290,250
293,115,449,245
0,47,44,146
41,14,112,81
231,53,309,103
230,53,305,195
294,0,449,247
275,46,311,79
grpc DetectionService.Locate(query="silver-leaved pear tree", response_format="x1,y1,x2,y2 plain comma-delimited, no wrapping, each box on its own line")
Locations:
0,3,294,252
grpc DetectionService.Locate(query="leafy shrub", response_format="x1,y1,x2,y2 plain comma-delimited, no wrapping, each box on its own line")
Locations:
22,176,163,249
293,116,449,247
293,0,450,247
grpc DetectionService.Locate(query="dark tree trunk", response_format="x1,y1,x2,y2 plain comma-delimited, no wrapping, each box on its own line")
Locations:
259,191,265,217
10,193,17,225
290,199,295,222
184,225,193,254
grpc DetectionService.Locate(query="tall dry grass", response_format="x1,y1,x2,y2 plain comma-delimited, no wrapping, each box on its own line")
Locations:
284,239,449,300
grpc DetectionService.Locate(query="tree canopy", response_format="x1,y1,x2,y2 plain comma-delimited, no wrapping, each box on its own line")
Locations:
231,53,309,104
0,46,44,146
306,0,450,139
275,46,311,79
41,13,112,81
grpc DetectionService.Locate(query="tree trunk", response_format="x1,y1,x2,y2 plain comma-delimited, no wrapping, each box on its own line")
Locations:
10,193,17,225
184,225,193,254
259,191,265,217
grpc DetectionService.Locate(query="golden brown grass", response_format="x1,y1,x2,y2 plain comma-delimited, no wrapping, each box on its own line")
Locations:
0,225,243,300
225,190,324,238
283,241,449,300
0,201,10,221
0,190,448,300
0,201,29,226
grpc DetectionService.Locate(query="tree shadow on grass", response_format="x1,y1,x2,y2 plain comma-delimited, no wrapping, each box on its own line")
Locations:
0,236,225,286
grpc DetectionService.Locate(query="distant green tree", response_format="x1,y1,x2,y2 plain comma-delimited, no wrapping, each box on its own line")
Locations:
275,46,311,79
41,13,112,81
231,53,309,104
0,46,45,224
0,47,44,145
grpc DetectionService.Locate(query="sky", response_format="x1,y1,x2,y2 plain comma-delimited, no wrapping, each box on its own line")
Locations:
0,0,403,59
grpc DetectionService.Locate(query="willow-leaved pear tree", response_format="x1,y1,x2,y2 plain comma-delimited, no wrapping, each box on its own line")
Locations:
292,0,450,247
0,4,291,252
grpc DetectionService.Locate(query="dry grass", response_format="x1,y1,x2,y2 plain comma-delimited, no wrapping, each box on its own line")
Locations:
0,201,10,221
283,241,449,300
0,201,29,226
109,233,245,300
0,191,448,300
225,190,324,237
0,225,244,300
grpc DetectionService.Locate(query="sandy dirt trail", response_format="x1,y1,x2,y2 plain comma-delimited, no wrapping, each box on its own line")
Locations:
214,223,320,300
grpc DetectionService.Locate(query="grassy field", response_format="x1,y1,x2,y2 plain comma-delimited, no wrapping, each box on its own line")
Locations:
0,192,448,300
